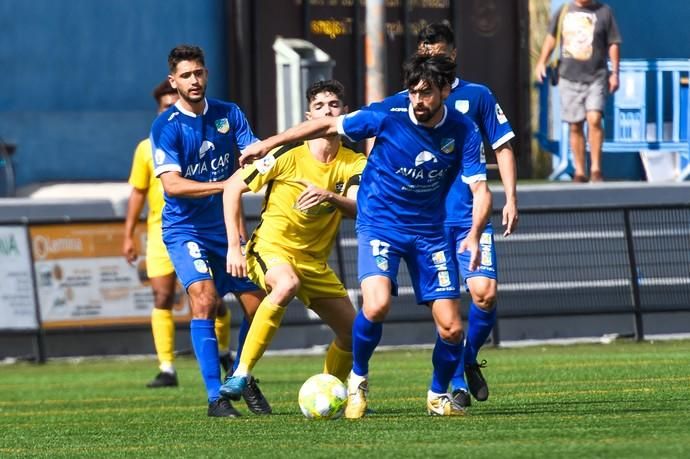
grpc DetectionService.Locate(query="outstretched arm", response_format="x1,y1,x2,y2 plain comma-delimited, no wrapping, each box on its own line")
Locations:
239,117,339,166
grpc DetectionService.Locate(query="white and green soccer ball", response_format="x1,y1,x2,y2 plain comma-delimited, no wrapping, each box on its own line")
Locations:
298,373,347,420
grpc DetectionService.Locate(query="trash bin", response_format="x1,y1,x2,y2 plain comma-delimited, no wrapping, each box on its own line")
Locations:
274,37,335,131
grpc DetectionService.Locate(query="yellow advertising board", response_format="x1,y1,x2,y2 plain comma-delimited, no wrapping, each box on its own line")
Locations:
29,222,190,328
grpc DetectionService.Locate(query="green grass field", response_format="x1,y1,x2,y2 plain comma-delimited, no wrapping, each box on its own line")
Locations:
2,339,689,458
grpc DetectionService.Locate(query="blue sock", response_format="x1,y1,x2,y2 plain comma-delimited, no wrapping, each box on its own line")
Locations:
430,334,464,394
232,317,250,373
352,309,383,377
190,319,222,403
464,303,496,365
450,340,468,391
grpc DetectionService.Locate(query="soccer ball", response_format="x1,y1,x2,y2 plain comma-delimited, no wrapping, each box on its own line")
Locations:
298,373,347,420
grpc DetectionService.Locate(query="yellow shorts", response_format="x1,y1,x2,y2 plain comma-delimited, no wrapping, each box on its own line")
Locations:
146,228,175,278
246,238,347,307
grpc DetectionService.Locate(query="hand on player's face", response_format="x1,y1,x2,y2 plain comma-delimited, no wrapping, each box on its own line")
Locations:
238,141,270,167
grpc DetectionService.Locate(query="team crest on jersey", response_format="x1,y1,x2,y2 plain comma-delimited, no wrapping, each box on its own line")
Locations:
215,118,230,134
495,103,508,124
455,100,469,114
440,138,455,154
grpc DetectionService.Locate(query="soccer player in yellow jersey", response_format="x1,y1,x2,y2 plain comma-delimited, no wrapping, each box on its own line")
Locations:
123,79,234,388
219,80,366,400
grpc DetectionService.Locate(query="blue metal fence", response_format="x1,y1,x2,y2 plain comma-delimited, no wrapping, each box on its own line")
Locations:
537,59,690,181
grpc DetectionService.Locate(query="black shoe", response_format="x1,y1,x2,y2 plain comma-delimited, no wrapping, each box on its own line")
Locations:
242,376,272,414
465,360,489,402
207,398,242,417
146,371,178,388
219,353,234,374
451,388,472,408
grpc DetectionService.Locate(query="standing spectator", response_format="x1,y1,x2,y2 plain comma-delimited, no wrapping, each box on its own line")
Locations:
535,0,621,182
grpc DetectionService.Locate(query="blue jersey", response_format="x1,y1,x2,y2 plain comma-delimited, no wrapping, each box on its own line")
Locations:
337,107,484,235
150,98,258,233
367,77,514,228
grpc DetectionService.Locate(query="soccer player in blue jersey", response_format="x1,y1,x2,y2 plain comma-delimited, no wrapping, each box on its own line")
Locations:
150,45,270,418
366,23,518,407
238,54,492,417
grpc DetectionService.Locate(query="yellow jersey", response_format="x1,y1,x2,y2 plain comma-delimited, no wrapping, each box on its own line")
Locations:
127,138,165,236
242,141,366,261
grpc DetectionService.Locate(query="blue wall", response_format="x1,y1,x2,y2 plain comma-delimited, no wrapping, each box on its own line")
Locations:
0,0,227,187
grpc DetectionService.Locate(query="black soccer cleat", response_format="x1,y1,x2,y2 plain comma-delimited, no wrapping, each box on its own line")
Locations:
465,359,489,402
207,398,242,417
219,353,234,375
146,371,178,388
242,376,272,414
451,388,472,408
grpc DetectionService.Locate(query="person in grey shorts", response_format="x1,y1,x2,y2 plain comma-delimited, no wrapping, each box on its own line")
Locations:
535,0,621,182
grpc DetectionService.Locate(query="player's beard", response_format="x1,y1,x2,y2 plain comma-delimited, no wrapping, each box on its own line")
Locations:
180,85,206,105
413,102,442,123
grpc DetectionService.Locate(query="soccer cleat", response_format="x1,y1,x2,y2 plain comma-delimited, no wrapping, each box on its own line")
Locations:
219,375,248,401
344,380,368,419
427,394,466,416
219,353,234,375
451,388,472,408
207,398,242,417
146,371,178,388
242,376,272,414
465,359,489,401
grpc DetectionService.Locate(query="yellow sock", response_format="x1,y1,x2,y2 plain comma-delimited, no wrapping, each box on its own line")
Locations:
215,309,231,354
323,340,353,382
151,308,175,371
235,299,286,374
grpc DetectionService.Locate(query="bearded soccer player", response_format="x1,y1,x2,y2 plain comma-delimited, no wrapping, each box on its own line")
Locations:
150,45,270,417
236,54,492,417
366,22,517,407
219,80,365,401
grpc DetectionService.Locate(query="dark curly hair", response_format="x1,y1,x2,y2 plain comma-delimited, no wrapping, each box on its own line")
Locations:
403,54,455,92
305,79,346,104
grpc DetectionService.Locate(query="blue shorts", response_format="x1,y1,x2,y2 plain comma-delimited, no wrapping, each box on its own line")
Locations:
357,227,459,305
446,223,498,292
163,229,259,296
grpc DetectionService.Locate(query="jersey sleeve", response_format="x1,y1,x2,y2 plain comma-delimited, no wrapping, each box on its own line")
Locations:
460,122,487,185
241,146,292,192
477,88,516,150
229,104,259,152
344,154,367,194
128,140,151,190
336,110,386,143
363,92,408,113
151,118,183,177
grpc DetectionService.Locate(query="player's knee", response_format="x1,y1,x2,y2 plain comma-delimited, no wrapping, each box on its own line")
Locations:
363,301,390,322
270,276,300,304
472,293,496,311
190,291,219,318
438,324,463,344
152,288,175,310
